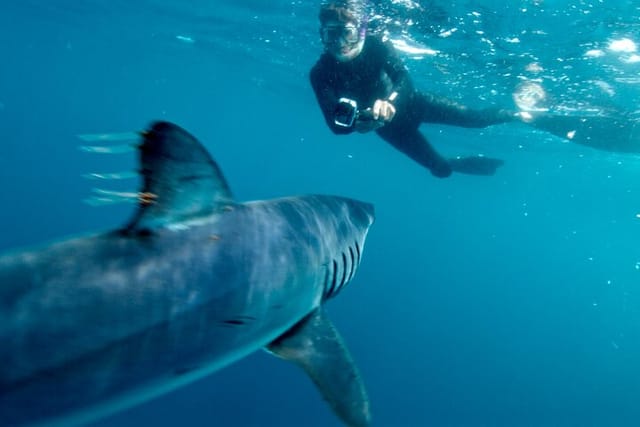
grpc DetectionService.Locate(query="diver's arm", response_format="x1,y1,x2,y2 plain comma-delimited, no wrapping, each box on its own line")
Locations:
310,67,354,135
380,39,414,99
359,38,409,126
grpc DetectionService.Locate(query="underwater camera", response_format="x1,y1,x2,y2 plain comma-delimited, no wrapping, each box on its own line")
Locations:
334,93,397,128
334,98,359,128
334,98,375,128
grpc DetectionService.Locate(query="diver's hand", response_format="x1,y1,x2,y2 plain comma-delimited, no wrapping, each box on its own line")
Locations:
354,113,384,133
372,99,396,122
353,108,383,133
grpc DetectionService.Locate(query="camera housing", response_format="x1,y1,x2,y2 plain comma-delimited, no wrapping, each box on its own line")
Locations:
334,98,358,128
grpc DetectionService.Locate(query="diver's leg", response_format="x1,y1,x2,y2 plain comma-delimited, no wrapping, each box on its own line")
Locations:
377,127,504,177
415,92,514,128
377,127,452,177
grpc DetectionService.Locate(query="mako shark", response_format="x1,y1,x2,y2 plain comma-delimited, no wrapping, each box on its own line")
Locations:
0,121,374,426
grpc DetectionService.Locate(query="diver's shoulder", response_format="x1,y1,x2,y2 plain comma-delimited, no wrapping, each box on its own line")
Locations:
365,34,384,43
309,59,325,86
310,53,334,76
363,34,393,54
364,34,387,47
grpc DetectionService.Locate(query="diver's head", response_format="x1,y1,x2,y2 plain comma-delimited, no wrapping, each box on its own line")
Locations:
319,0,366,62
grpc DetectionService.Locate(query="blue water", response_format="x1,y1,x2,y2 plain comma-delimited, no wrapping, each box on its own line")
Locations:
2,1,640,426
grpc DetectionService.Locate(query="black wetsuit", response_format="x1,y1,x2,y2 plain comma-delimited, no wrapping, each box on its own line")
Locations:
310,35,514,177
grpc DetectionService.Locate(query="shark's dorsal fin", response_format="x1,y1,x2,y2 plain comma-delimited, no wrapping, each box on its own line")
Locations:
122,121,233,234
267,309,371,427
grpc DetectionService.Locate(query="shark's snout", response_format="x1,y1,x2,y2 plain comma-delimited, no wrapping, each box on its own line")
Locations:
361,201,375,226
351,199,375,229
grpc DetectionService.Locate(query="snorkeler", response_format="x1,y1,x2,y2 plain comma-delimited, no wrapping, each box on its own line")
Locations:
310,0,523,178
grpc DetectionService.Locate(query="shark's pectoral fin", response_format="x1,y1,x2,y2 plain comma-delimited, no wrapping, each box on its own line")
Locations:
122,121,234,234
266,309,371,427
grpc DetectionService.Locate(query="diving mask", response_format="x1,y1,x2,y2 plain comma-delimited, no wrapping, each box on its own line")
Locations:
320,24,360,46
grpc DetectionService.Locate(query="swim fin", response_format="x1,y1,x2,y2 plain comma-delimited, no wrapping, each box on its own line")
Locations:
448,155,504,176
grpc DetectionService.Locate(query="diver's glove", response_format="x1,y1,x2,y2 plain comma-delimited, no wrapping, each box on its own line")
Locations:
448,155,504,176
